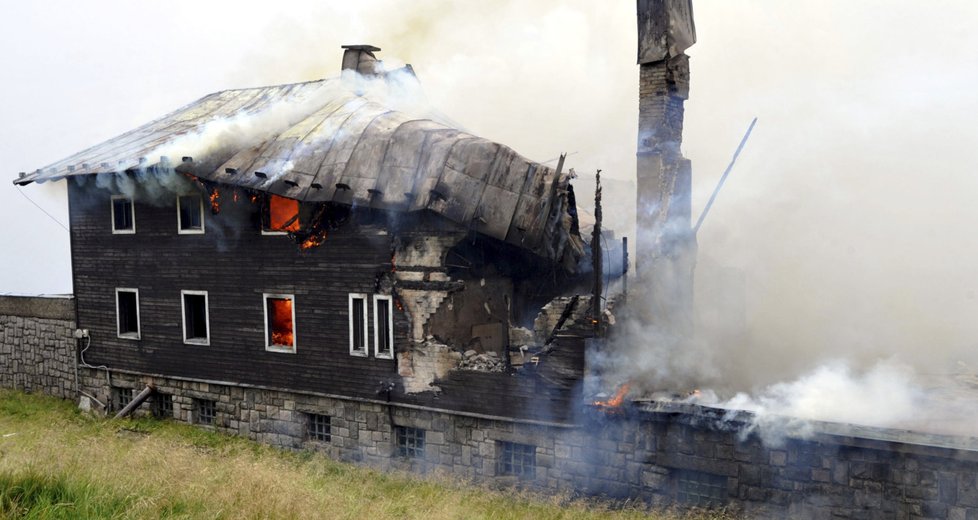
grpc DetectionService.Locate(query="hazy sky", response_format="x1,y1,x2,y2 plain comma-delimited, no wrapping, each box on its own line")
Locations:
3,1,978,379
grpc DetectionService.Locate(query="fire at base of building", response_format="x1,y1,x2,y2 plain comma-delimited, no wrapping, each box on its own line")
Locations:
8,1,978,518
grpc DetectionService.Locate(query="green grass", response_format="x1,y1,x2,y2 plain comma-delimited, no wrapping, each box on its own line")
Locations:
0,390,734,519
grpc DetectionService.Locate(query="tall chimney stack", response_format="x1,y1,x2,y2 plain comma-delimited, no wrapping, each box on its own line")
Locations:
635,0,697,333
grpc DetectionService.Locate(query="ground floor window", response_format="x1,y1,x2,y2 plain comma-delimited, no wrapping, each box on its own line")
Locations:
675,469,728,508
264,293,296,353
153,393,173,419
115,288,140,340
113,387,133,412
395,426,425,459
195,399,216,425
497,441,536,479
306,414,331,443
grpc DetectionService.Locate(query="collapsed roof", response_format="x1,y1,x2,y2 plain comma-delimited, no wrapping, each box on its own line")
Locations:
14,51,584,267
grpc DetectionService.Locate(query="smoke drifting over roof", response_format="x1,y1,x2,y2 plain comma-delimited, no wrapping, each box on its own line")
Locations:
5,1,978,436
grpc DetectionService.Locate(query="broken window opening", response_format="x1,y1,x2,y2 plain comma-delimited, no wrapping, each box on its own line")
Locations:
115,288,140,340
306,413,331,443
111,195,134,234
181,290,209,345
177,194,205,234
497,441,536,479
262,194,300,234
349,293,368,357
395,426,425,459
264,294,296,353
374,295,394,359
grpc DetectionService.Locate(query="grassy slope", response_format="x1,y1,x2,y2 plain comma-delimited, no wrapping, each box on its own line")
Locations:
0,390,729,520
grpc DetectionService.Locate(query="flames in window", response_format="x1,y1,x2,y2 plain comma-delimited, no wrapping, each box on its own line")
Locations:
269,195,300,232
267,297,294,347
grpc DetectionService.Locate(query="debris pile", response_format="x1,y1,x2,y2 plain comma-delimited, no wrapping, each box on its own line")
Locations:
458,349,505,372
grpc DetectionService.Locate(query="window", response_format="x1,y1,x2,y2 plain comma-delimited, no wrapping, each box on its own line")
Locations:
262,194,300,234
348,293,368,356
111,195,135,234
177,194,205,234
115,288,140,340
181,290,210,345
373,295,394,359
113,387,133,412
497,441,536,479
196,399,216,425
307,414,331,443
395,426,425,459
153,393,173,419
264,293,296,353
676,469,728,508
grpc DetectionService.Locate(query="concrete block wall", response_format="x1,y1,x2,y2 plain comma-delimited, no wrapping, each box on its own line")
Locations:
0,295,76,398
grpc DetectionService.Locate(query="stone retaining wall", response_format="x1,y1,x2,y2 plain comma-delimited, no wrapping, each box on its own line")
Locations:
0,295,76,398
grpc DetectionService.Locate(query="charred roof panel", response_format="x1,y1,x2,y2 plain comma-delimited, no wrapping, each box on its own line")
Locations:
15,74,584,265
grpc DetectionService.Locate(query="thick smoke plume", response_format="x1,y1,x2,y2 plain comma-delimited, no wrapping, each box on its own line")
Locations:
7,1,978,436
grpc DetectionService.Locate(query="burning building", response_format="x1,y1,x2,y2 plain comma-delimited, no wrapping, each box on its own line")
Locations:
8,1,978,518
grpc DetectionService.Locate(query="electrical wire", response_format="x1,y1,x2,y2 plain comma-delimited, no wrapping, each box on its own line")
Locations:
16,187,69,232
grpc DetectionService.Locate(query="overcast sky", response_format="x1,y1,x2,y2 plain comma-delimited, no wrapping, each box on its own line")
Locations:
3,1,978,379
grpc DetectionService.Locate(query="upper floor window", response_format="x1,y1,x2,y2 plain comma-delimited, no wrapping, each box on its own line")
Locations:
181,290,210,345
374,295,394,359
111,196,135,234
349,293,368,357
177,195,205,234
262,194,300,235
115,288,140,340
264,293,296,353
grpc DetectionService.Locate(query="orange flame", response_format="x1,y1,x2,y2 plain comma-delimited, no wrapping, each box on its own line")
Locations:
209,189,221,213
299,231,328,250
593,382,631,410
233,191,240,203
269,195,300,232
268,297,294,347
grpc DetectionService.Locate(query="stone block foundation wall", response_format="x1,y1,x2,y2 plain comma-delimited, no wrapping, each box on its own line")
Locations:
0,295,76,399
81,367,978,519
4,298,978,519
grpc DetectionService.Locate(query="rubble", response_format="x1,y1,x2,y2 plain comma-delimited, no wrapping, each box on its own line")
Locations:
458,349,505,372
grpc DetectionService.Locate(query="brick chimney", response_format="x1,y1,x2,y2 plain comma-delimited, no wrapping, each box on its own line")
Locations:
341,44,382,76
635,0,697,333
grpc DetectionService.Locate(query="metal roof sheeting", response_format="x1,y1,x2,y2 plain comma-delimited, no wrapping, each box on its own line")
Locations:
14,73,582,263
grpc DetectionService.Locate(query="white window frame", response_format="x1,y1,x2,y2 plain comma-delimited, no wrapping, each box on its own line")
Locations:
180,290,210,346
115,287,140,340
261,196,294,236
348,293,368,357
176,194,206,235
373,295,394,359
263,293,296,354
110,195,135,234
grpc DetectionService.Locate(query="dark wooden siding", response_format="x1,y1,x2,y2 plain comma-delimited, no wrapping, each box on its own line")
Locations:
69,183,406,401
68,182,583,421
